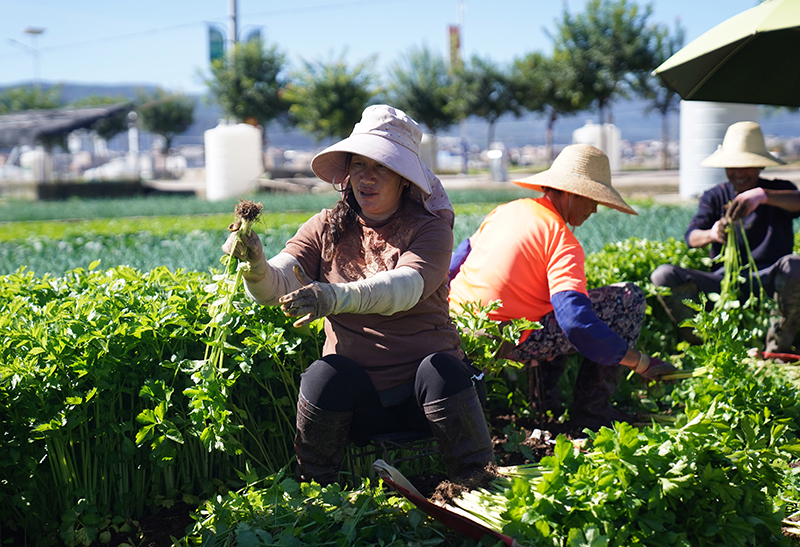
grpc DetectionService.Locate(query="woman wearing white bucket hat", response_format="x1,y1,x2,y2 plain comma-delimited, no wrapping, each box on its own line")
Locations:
652,121,800,354
449,144,677,430
224,105,492,484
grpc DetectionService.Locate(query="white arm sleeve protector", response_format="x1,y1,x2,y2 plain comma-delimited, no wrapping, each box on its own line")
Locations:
329,266,425,316
243,253,305,306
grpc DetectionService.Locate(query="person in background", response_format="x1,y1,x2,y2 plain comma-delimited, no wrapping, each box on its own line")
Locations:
224,105,493,484
651,121,800,353
449,144,676,430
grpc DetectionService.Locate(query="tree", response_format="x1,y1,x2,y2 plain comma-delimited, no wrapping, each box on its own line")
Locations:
512,51,592,162
136,89,194,176
387,46,457,134
452,55,521,149
638,20,685,170
71,95,132,142
283,51,377,142
387,46,458,169
551,0,657,127
203,37,289,144
0,85,62,115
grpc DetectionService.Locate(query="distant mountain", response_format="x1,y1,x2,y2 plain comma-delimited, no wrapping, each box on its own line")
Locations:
3,81,800,151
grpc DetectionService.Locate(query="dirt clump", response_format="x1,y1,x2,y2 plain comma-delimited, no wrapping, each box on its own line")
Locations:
429,463,501,505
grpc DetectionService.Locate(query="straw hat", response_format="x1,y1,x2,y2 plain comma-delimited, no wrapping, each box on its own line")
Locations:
700,121,784,168
311,105,431,194
513,144,636,215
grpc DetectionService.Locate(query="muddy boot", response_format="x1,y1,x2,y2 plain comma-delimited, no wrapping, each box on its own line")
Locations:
294,394,353,485
656,281,703,345
530,355,567,416
570,358,633,431
423,386,494,479
766,276,800,354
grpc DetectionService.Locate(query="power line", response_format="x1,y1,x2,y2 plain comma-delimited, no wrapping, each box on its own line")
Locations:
0,0,404,61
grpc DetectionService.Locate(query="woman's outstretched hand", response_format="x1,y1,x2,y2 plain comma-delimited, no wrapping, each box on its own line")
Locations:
279,266,336,327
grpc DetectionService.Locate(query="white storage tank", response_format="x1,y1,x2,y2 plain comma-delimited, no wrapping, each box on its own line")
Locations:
572,121,621,172
679,101,759,199
20,148,50,182
419,133,437,172
204,122,264,201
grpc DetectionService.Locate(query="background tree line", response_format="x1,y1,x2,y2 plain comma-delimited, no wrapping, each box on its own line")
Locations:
0,0,684,170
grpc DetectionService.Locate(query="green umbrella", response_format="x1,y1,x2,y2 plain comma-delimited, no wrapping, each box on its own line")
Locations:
654,0,800,107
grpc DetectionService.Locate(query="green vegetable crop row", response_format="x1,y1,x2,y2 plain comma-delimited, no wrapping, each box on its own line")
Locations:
0,264,321,545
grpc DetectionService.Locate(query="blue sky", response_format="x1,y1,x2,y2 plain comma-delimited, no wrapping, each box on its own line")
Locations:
0,0,763,95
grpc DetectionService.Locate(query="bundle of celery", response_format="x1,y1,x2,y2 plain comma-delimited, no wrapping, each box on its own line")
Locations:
449,403,793,546
186,199,264,452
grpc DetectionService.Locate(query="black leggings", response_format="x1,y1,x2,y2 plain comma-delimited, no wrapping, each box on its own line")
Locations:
299,353,485,439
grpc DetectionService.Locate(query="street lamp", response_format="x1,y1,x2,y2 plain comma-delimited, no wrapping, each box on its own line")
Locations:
10,27,45,88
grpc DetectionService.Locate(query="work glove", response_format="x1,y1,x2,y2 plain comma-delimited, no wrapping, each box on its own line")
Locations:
727,187,767,221
222,228,269,282
280,266,336,327
634,354,677,380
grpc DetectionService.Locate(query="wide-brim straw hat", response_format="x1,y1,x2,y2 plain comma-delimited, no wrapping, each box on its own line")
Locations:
700,121,784,168
513,144,636,215
311,105,432,194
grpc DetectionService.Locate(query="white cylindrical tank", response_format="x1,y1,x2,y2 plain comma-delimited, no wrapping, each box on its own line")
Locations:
204,122,264,202
572,121,622,172
20,148,50,182
420,133,437,172
679,101,759,199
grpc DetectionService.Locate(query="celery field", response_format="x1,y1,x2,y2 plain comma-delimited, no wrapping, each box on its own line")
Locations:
0,191,698,276
3,192,800,547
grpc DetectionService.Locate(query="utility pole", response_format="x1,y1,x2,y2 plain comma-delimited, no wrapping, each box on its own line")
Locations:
228,0,238,49
457,0,468,174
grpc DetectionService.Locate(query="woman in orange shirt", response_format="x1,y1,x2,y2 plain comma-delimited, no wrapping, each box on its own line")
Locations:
450,144,676,429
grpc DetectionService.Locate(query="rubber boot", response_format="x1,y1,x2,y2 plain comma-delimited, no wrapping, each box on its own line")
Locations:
294,394,353,485
766,275,800,353
423,386,494,480
530,355,567,416
656,281,703,345
570,358,633,431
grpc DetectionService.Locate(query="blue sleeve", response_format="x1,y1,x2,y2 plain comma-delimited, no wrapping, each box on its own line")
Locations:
449,237,471,282
551,290,628,365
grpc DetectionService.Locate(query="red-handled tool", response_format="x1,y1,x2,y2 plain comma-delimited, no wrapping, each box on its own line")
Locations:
372,459,526,547
758,351,800,363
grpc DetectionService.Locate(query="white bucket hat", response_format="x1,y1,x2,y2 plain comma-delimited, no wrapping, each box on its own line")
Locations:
700,121,784,168
513,144,637,215
311,104,453,224
312,105,431,193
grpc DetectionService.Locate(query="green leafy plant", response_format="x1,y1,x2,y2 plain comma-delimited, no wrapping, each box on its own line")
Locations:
450,300,540,414
0,262,318,545
450,300,539,376
454,401,799,546
189,466,457,547
187,200,264,453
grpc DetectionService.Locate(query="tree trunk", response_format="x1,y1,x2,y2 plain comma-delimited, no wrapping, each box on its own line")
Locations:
597,101,607,154
546,111,558,163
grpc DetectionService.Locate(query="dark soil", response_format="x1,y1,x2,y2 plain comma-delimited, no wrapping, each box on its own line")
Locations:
92,504,197,547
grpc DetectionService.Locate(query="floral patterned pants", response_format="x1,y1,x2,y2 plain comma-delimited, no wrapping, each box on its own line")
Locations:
508,282,646,363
